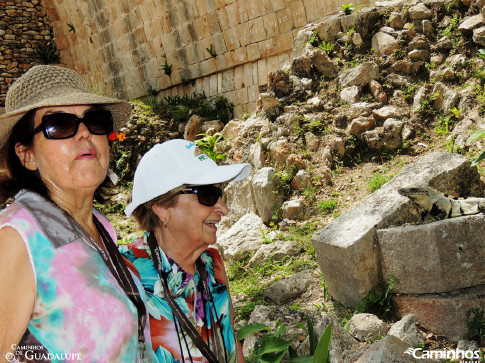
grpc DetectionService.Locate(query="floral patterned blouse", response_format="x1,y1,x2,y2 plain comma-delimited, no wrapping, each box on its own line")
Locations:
120,232,239,363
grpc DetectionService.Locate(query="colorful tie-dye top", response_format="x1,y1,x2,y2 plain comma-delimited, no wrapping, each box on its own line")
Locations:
0,190,153,362
119,232,239,363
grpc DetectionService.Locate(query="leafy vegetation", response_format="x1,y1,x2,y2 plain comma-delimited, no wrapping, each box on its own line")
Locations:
318,199,338,215
194,130,226,162
37,42,61,64
465,308,485,344
355,275,399,318
160,54,172,76
367,172,392,192
238,316,332,363
341,4,355,15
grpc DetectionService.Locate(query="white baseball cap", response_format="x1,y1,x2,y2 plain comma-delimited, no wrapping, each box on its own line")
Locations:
125,139,252,216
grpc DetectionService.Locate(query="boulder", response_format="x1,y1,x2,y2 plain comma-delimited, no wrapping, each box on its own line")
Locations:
248,240,302,267
282,199,304,219
184,114,202,141
473,26,485,46
252,167,283,223
348,116,376,134
291,169,312,190
408,3,432,20
339,62,380,88
268,70,292,98
355,335,416,363
291,55,312,78
372,32,399,56
311,153,482,307
341,85,360,104
433,82,459,113
305,47,338,78
216,213,266,262
388,315,424,348
346,313,388,342
265,269,316,303
459,14,483,32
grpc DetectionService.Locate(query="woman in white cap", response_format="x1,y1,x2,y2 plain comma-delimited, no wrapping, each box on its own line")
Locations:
0,65,152,362
121,139,251,363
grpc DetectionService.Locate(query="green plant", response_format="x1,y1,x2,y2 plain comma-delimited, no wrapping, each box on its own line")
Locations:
465,308,485,344
306,31,321,47
318,200,338,215
466,129,485,164
206,44,216,57
160,54,172,76
238,317,332,363
37,42,61,64
242,113,250,120
355,275,399,318
442,14,461,36
274,166,297,197
368,173,392,192
393,47,407,60
194,130,226,162
403,83,419,99
319,41,335,55
341,3,355,15
478,49,485,59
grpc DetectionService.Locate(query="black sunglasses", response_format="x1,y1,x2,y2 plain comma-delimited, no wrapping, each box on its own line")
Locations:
32,109,114,140
180,185,223,206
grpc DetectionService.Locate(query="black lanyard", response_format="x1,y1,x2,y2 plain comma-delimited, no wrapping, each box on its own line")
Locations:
146,232,222,363
93,217,147,360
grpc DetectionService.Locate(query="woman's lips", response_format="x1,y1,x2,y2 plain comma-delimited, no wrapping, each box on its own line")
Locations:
76,148,97,160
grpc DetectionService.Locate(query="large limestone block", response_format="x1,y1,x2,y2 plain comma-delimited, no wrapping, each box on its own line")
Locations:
377,215,485,294
252,167,283,222
393,285,485,342
311,152,482,307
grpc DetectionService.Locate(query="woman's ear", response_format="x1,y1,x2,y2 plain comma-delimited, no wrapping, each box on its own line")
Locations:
152,204,171,224
15,143,37,171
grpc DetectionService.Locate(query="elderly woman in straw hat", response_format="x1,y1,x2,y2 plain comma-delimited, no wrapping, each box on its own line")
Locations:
120,139,251,363
0,65,153,362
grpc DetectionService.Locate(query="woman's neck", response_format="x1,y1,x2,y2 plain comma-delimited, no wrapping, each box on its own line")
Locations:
152,228,196,275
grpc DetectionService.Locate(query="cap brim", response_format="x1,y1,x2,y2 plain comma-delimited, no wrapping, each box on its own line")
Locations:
187,163,252,185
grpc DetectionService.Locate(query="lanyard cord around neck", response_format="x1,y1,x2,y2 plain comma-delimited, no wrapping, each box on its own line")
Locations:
92,217,147,360
146,232,222,363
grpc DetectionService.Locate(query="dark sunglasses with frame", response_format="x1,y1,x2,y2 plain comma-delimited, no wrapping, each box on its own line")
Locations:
32,109,114,140
180,185,224,207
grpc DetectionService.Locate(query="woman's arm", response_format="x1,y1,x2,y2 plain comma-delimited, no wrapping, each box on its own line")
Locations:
0,227,35,360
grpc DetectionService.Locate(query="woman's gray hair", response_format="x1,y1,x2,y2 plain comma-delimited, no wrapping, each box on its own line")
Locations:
131,185,187,231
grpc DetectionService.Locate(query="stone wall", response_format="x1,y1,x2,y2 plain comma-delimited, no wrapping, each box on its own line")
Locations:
0,0,54,107
39,0,371,118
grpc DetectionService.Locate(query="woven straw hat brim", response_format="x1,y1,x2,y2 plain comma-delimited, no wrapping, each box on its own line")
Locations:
0,92,131,150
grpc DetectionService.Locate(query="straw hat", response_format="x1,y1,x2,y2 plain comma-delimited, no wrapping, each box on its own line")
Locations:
0,65,132,150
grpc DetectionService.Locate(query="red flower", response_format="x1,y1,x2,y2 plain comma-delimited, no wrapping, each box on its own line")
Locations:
108,131,117,141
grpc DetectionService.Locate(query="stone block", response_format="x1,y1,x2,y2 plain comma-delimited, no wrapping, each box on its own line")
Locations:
263,13,279,38
311,153,482,307
260,38,276,58
247,43,261,61
234,65,244,89
226,3,240,26
238,1,249,23
237,22,252,46
243,63,254,86
291,0,307,27
221,69,235,92
213,32,227,54
277,8,294,34
233,46,248,65
216,7,229,30
303,0,319,22
247,0,262,20
275,31,294,53
377,215,485,294
257,58,268,86
248,84,259,102
194,17,210,40
249,16,266,43
394,285,485,342
234,87,249,104
209,73,218,95
223,26,240,50
201,57,217,76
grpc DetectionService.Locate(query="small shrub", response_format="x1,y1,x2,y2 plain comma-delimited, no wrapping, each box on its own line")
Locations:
37,42,60,64
194,130,226,162
368,173,392,192
355,275,399,318
160,54,172,76
465,308,485,344
318,200,338,215
341,3,355,15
